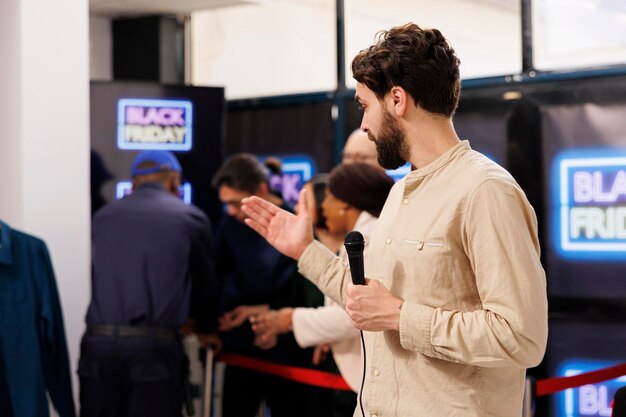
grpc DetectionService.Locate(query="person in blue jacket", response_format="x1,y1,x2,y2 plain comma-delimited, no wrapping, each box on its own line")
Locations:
78,150,220,417
0,221,75,417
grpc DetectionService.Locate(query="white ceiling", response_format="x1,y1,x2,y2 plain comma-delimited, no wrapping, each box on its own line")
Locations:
89,0,255,17
89,0,522,18
90,0,626,18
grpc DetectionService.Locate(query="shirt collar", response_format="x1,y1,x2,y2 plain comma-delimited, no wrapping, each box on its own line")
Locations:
403,140,471,193
0,221,14,266
135,182,167,192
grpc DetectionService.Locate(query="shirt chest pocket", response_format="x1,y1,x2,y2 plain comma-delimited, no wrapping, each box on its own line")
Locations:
383,237,454,306
401,239,445,250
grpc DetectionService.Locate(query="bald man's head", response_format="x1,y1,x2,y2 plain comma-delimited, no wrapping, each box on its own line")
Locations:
342,130,381,168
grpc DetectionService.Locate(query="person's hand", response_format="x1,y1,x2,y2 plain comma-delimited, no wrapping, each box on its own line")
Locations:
219,304,270,331
241,189,314,260
312,344,330,366
345,279,404,332
253,332,278,350
197,332,222,355
250,308,293,336
181,319,196,336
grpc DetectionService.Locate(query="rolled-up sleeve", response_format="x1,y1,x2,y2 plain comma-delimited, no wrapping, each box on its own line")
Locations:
297,240,352,306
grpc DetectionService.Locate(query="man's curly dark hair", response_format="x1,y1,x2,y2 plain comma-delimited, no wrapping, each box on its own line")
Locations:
352,23,461,118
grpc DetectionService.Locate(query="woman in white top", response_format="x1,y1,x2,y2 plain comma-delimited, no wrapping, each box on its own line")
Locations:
251,163,393,398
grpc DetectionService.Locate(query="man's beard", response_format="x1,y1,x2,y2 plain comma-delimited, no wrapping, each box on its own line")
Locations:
369,110,409,170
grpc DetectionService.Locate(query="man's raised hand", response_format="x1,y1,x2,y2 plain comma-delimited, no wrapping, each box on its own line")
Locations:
241,189,313,260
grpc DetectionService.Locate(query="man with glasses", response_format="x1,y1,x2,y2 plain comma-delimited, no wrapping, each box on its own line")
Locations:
211,153,309,417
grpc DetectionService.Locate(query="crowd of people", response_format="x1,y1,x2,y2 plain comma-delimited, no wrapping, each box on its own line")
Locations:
80,129,391,417
79,21,547,417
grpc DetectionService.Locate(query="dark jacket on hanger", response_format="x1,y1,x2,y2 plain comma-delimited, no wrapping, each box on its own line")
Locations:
0,221,75,417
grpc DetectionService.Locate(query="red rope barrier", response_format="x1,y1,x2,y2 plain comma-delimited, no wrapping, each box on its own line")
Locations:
219,352,353,391
221,354,626,398
536,362,626,397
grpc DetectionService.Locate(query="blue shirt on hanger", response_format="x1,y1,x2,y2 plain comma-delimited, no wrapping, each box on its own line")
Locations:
0,221,75,417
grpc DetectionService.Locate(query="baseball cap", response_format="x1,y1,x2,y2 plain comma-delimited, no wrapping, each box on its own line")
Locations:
131,150,182,177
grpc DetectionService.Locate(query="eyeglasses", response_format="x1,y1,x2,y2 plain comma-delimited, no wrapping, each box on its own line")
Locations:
223,199,243,209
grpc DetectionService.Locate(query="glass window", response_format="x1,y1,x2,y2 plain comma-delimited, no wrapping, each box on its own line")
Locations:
533,0,626,71
191,0,336,99
346,0,522,87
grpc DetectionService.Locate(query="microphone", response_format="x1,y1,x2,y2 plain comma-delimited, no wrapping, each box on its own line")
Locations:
344,231,365,285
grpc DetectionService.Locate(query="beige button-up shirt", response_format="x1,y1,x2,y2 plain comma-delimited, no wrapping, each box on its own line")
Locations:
298,141,548,417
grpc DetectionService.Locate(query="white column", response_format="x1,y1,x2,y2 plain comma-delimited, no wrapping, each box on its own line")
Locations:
0,0,91,409
0,0,23,221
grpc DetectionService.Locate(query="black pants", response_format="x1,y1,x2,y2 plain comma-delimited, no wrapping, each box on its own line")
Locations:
300,352,357,417
301,385,357,417
222,365,308,417
78,334,186,417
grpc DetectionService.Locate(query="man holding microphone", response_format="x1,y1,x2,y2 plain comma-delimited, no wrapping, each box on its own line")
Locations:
241,22,548,417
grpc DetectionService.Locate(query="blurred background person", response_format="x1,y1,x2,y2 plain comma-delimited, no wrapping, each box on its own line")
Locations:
264,156,284,200
251,162,394,417
341,129,381,169
79,150,220,417
288,173,345,417
212,153,310,417
90,150,113,216
304,173,343,254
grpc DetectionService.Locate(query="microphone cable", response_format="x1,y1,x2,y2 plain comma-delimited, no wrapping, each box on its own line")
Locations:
358,330,366,417
343,230,367,417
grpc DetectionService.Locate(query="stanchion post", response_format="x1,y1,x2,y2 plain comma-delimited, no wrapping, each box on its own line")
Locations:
203,347,214,417
522,376,536,417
